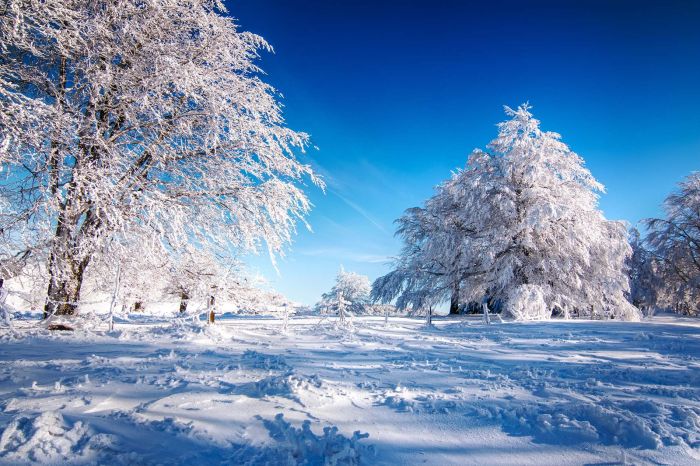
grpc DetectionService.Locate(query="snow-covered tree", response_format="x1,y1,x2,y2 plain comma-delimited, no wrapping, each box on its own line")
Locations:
162,248,284,317
627,227,658,315
232,285,296,316
0,195,43,281
474,105,637,320
2,256,47,313
644,173,700,316
317,268,372,317
0,0,321,316
372,150,496,314
79,230,171,315
161,249,231,315
82,235,293,318
374,104,639,321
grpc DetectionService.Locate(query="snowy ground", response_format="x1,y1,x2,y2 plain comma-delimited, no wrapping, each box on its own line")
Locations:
0,314,699,465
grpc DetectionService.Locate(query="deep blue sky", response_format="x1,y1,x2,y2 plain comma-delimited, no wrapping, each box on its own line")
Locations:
228,0,700,305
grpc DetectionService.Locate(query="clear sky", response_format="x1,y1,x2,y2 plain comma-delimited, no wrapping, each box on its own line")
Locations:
227,0,700,305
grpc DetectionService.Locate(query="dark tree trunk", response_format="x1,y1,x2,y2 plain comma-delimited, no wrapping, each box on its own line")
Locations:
179,290,189,313
44,262,86,318
449,281,460,315
42,160,95,318
43,213,90,318
42,55,105,320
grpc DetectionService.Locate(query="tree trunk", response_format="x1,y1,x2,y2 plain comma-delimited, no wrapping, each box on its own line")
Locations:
449,281,460,315
179,290,189,313
44,203,79,318
482,302,491,324
42,168,93,318
42,60,103,318
44,265,85,317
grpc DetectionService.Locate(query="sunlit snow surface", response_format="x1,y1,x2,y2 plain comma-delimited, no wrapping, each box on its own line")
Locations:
0,314,699,465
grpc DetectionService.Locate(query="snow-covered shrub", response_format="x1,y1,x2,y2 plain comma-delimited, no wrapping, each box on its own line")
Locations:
505,285,549,321
363,303,404,316
613,301,643,322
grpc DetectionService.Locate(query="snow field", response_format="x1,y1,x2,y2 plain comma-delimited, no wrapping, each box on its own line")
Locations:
0,315,699,465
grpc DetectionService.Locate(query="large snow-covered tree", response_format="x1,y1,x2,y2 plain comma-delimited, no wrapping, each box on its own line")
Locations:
374,104,639,321
0,0,321,316
644,173,700,316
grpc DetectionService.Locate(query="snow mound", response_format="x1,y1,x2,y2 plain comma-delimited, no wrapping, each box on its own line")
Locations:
0,411,115,464
667,406,700,448
474,400,665,449
244,372,323,403
380,393,459,414
380,395,416,413
242,350,290,370
142,319,208,340
111,410,195,437
254,414,372,466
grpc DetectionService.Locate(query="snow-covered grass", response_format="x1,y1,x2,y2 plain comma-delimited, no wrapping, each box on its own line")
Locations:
1,314,699,465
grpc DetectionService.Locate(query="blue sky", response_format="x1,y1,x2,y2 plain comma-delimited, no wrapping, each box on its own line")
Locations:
228,0,700,305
